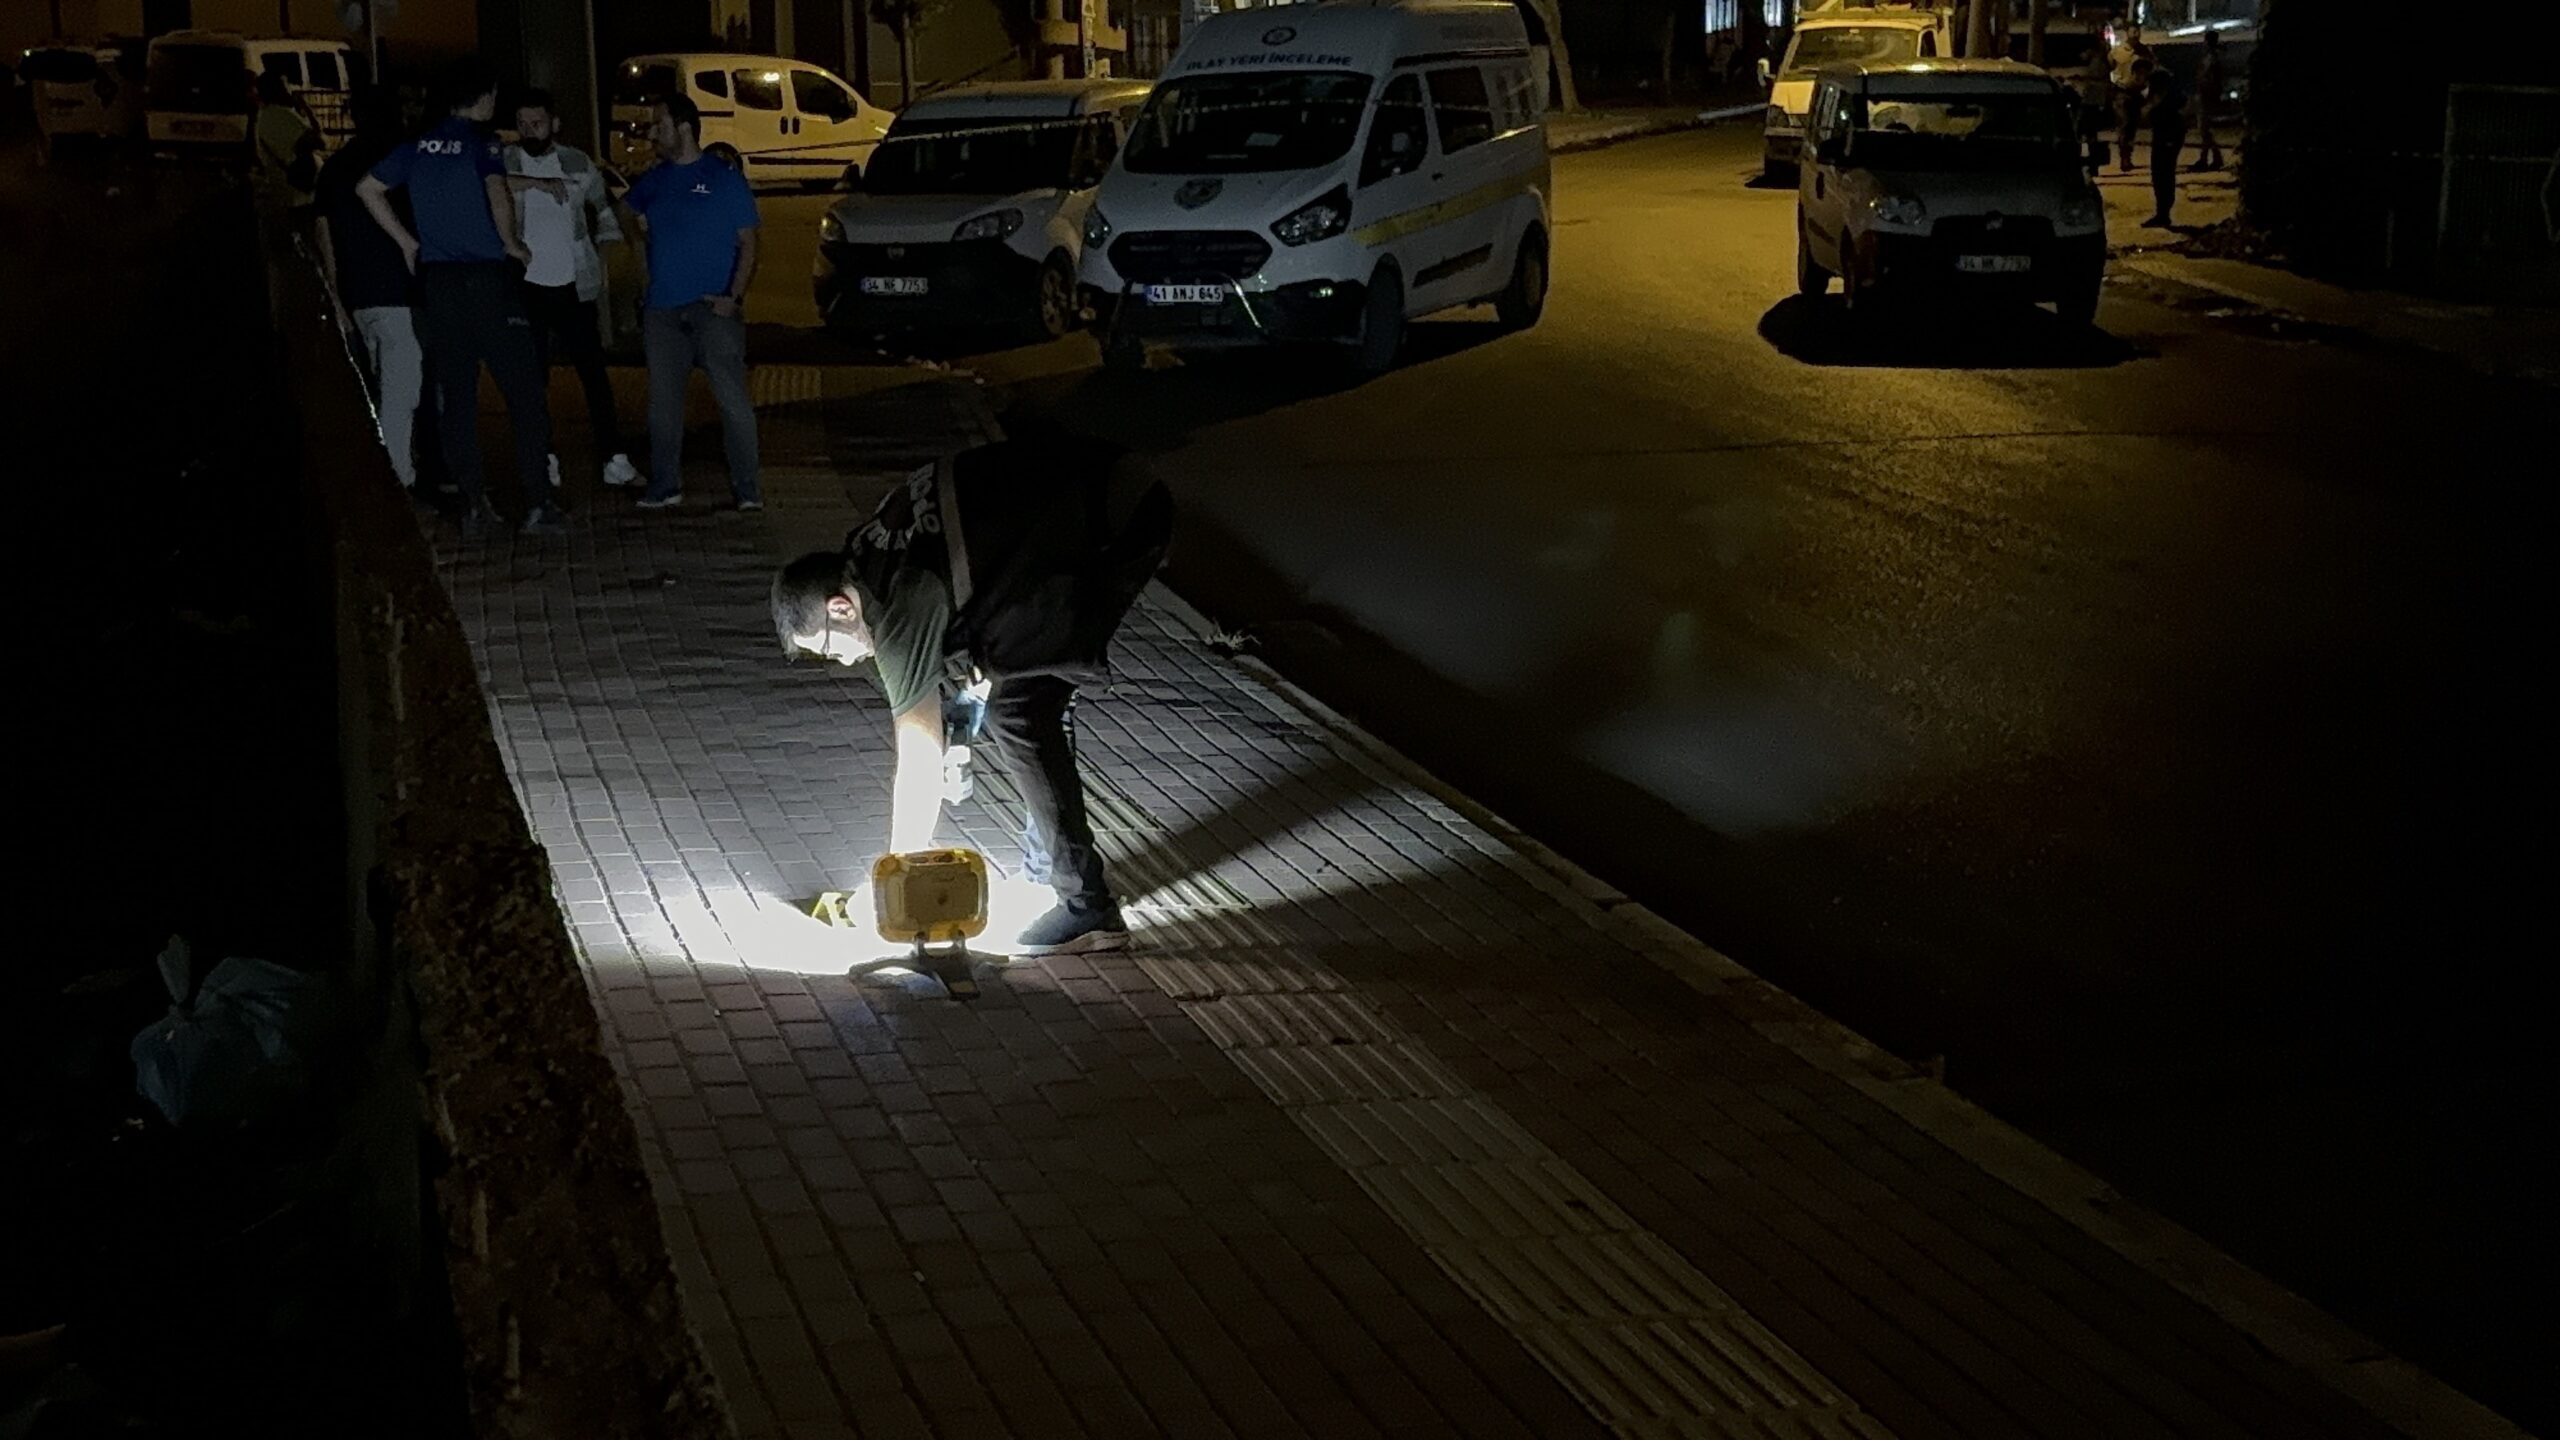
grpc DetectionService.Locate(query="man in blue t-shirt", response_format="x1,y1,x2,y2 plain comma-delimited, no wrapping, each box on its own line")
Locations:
356,57,563,536
623,93,762,513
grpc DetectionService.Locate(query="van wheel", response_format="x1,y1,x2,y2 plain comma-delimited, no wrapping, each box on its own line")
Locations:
1495,227,1547,330
1795,218,1830,296
1033,253,1077,340
1350,264,1405,377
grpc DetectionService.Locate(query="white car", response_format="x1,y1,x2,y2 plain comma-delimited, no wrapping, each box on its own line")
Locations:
24,43,142,165
1793,60,2107,325
815,79,1150,343
1759,7,1952,181
1079,0,1553,376
609,52,893,190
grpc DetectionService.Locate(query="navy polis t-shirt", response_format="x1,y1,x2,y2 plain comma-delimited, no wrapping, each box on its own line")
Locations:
367,115,507,265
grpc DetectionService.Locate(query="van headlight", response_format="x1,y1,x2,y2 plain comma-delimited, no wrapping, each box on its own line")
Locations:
1083,205,1112,249
953,208,1023,242
1869,193,1927,229
1270,185,1351,247
818,210,845,244
2059,193,2101,229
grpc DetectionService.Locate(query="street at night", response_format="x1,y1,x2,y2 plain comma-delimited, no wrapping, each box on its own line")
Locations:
6,5,2555,1437
746,122,2555,1423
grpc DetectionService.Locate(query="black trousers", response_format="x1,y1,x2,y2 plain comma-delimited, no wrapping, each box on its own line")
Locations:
980,674,1111,909
522,279,624,461
416,261,552,510
2151,125,2187,220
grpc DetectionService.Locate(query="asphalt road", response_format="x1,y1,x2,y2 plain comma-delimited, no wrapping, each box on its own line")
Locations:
752,125,2549,1427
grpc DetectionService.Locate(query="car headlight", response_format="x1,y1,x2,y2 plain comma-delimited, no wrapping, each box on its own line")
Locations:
952,208,1023,243
1870,194,1927,228
1083,205,1112,249
818,210,844,244
2059,193,2101,229
1270,185,1350,247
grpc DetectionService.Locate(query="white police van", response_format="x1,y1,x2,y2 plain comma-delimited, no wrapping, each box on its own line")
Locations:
1079,0,1552,375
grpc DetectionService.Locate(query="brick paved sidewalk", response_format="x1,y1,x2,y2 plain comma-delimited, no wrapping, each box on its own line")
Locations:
432,373,2486,1440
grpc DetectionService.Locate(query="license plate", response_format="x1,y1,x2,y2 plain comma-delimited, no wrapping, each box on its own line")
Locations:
1956,254,2032,275
859,276,928,296
1144,283,1227,305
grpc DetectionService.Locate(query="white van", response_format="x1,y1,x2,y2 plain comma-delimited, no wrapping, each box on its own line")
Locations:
1079,0,1552,375
145,32,358,156
23,43,143,165
610,53,894,190
817,79,1152,343
1759,4,1952,179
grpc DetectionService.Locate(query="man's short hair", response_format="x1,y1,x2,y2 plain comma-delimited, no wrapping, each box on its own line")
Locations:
514,85,555,117
771,553,857,657
657,90,703,142
433,57,497,114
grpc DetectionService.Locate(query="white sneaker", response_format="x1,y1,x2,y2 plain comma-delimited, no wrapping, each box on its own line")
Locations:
546,452,562,487
602,454,641,488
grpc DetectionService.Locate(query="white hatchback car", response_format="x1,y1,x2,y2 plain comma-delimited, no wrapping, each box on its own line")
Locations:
1793,60,2106,325
816,79,1152,343
610,53,893,190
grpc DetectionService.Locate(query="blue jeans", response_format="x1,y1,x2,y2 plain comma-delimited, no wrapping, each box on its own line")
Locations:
641,303,759,503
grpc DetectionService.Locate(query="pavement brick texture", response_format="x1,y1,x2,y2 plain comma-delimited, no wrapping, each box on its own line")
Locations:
431,377,2405,1439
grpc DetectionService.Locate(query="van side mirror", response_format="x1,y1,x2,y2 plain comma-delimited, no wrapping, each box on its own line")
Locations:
1757,57,1773,88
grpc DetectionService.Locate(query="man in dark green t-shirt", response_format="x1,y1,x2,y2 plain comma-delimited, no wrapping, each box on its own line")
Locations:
771,436,1171,955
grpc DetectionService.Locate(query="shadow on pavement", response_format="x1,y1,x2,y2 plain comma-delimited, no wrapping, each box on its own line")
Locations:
1022,316,1510,452
1756,292,2142,369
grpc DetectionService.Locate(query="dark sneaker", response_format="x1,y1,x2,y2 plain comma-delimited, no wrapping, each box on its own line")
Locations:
1014,901,1130,955
636,492,683,511
521,504,568,535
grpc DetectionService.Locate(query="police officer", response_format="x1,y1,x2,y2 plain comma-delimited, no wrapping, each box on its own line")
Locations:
770,429,1173,956
356,58,563,536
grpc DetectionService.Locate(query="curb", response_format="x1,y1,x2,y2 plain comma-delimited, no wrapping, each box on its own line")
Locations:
1139,580,2529,1440
2120,255,2560,390
1544,101,1760,156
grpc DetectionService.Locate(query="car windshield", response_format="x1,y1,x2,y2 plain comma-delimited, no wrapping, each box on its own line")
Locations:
1122,72,1372,174
1850,91,2077,170
23,49,102,84
1783,26,1921,77
866,114,1082,195
147,44,246,113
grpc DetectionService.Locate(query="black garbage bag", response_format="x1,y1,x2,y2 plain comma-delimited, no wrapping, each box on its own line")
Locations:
128,937,322,1131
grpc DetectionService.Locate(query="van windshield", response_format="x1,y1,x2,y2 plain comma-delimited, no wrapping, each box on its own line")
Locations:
1850,92,2077,170
148,43,247,113
1123,72,1371,174
867,114,1083,195
1783,26,1921,77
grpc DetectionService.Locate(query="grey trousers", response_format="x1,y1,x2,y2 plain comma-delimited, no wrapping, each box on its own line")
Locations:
642,302,760,503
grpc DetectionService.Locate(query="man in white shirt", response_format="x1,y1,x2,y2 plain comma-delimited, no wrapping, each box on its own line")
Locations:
506,88,637,489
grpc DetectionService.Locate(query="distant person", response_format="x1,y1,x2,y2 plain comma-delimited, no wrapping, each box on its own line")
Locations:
2190,28,2227,171
505,87,637,492
357,57,564,536
253,70,322,213
315,85,424,490
2073,49,2112,173
2142,62,2188,228
2110,31,2152,173
624,93,762,513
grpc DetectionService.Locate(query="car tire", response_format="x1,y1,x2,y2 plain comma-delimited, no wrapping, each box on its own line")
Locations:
1350,263,1405,377
1795,217,1830,296
2057,275,2102,327
1033,253,1078,341
1494,227,1548,330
